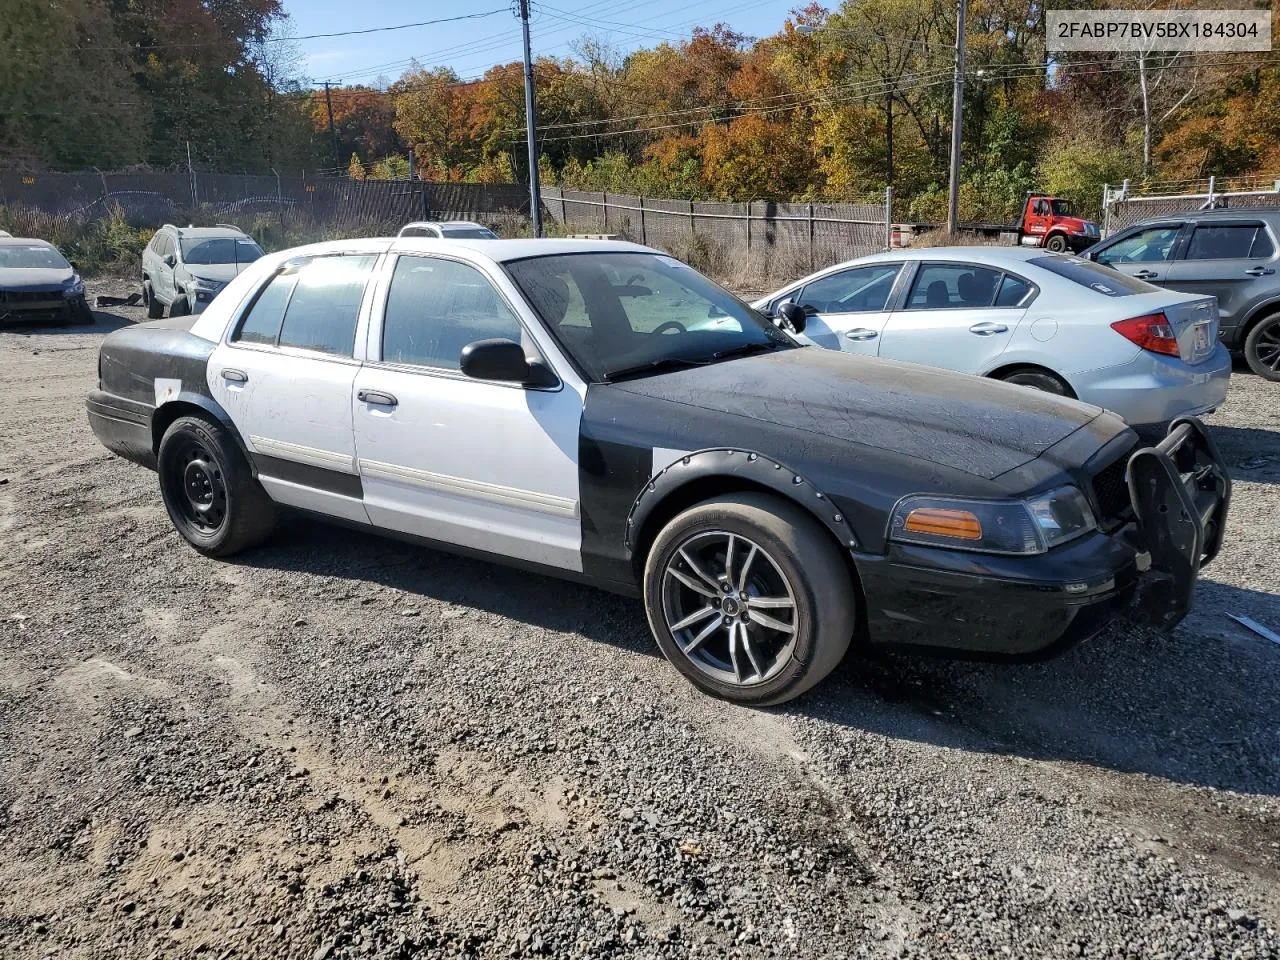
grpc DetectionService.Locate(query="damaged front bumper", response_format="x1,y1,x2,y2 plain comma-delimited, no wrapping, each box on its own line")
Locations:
858,416,1231,658
1123,416,1231,629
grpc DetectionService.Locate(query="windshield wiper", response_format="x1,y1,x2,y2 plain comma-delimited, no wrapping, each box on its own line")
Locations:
710,341,783,361
602,356,711,382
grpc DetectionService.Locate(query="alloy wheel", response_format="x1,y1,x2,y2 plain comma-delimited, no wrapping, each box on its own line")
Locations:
1255,320,1280,372
660,530,798,687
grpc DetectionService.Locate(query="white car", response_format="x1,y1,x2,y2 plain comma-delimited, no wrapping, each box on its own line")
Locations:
755,247,1232,432
397,220,498,240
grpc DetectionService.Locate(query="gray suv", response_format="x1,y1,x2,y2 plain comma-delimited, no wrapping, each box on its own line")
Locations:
141,224,264,318
1086,208,1280,380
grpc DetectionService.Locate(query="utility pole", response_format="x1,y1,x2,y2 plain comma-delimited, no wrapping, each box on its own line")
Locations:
324,81,340,169
885,89,894,185
519,0,543,237
946,0,967,235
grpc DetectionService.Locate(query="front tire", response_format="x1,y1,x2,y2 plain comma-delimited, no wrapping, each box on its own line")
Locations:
169,295,190,318
143,281,164,319
157,416,277,557
71,296,94,325
643,493,856,706
1244,314,1280,381
1044,234,1068,253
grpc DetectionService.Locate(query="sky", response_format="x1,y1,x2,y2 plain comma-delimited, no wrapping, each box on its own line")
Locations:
283,0,802,88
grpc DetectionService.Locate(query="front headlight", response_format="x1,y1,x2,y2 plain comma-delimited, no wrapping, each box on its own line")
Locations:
63,275,84,298
889,485,1096,555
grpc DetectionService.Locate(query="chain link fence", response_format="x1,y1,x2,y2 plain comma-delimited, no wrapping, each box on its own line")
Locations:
0,170,890,285
1104,176,1280,233
542,187,889,286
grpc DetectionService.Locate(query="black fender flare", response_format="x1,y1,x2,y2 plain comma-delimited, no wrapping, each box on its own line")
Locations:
624,447,859,558
152,391,255,471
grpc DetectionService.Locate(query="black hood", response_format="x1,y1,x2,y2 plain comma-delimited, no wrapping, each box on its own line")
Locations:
0,266,75,291
608,347,1108,480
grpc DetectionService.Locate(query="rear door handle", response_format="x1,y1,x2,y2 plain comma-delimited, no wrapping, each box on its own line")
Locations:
358,389,398,407
1245,266,1275,276
968,321,1009,336
221,368,248,383
845,328,879,341
1133,269,1159,280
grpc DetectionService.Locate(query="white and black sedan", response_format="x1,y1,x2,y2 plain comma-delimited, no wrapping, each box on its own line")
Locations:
88,238,1230,704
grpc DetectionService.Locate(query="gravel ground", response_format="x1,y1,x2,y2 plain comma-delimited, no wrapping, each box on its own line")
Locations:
1,277,1278,960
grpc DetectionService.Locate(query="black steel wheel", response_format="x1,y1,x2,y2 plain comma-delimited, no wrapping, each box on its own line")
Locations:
644,492,856,705
1044,234,1068,253
157,416,277,556
1244,314,1280,382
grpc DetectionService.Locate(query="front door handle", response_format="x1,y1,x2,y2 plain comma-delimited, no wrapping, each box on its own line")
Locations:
968,321,1009,336
845,328,879,341
358,389,398,407
221,368,248,383
1133,269,1159,280
1245,266,1275,276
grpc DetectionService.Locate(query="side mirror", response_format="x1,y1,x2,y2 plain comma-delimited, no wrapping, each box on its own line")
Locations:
775,301,808,335
460,338,558,388
163,254,176,267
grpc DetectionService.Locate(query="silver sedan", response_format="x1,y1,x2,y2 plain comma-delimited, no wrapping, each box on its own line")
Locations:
754,247,1231,432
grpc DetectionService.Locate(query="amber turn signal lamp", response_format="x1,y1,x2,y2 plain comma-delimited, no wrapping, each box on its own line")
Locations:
903,507,983,540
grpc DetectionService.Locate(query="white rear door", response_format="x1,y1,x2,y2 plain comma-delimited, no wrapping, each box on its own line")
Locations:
352,253,583,571
207,252,380,523
878,262,1030,373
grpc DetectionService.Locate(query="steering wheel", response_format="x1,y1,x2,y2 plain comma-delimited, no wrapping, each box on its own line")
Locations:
652,320,687,335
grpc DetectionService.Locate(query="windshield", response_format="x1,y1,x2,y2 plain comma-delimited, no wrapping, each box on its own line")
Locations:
0,244,70,270
506,252,795,381
441,226,498,239
1051,199,1074,216
180,238,264,265
1029,256,1155,297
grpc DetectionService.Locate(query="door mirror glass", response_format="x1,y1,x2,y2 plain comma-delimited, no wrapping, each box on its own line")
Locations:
460,338,556,387
163,253,176,267
775,300,808,334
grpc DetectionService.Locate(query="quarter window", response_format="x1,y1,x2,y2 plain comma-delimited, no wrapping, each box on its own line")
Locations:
995,273,1034,307
233,270,296,345
382,256,524,369
905,264,1003,309
794,264,900,314
276,256,376,356
1185,224,1275,260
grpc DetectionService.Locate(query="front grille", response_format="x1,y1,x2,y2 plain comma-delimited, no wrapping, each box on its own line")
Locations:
1091,453,1133,529
0,290,60,305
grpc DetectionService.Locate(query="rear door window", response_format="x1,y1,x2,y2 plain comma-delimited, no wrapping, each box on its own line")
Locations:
1184,223,1275,260
904,264,1003,309
277,255,377,356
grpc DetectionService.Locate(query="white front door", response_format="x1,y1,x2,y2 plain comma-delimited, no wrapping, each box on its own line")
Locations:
877,261,1029,374
352,253,583,571
788,262,902,356
207,252,380,523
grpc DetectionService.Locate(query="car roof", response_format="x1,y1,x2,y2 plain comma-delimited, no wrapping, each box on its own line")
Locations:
0,237,55,248
161,225,250,239
853,245,1055,265
390,237,657,262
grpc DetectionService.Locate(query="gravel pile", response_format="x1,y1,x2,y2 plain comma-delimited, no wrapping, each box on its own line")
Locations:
0,281,1276,958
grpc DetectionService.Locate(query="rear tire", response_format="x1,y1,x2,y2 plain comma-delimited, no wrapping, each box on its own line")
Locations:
643,492,856,706
157,415,277,557
998,367,1071,396
144,281,163,319
1044,234,1068,253
1244,313,1280,381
